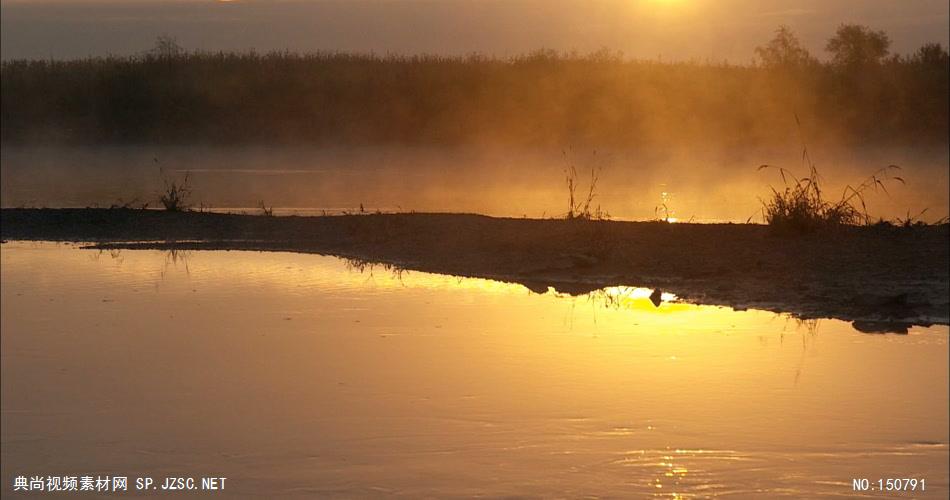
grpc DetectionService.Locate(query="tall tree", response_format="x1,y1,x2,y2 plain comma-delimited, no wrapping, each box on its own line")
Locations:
825,24,890,68
755,25,815,69
910,42,949,67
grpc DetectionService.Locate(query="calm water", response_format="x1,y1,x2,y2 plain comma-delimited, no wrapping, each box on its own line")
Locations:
3,146,948,223
2,242,948,498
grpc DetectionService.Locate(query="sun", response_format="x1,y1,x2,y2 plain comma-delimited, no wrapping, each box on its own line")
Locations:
637,0,696,16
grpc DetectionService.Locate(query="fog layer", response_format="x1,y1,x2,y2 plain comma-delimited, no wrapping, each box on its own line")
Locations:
3,145,947,223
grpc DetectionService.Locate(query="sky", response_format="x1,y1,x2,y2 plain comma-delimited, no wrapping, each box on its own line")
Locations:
1,0,949,61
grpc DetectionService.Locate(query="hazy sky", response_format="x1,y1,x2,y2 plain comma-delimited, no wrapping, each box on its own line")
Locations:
1,0,948,61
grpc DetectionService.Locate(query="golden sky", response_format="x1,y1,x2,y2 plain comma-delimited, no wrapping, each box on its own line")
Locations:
1,0,948,60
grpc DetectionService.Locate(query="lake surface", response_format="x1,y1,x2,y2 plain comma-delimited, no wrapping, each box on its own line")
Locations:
3,145,948,223
2,242,948,498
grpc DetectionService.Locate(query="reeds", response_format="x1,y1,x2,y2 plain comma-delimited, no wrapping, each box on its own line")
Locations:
2,46,946,147
563,148,608,220
258,200,274,216
758,162,904,231
159,170,192,212
759,115,907,232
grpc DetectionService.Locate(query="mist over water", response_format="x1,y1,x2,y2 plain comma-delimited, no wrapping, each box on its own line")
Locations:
3,145,947,222
4,34,946,221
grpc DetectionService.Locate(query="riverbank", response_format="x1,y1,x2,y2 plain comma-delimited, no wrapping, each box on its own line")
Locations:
2,208,947,331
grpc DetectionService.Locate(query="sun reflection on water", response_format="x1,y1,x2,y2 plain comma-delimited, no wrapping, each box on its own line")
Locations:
1,242,948,498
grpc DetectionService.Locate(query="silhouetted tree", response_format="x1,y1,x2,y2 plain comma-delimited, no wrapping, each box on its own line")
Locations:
823,25,895,142
910,42,950,67
755,25,816,69
150,35,183,58
826,24,890,68
896,43,950,138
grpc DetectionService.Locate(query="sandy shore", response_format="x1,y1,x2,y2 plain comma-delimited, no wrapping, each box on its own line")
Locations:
2,208,947,331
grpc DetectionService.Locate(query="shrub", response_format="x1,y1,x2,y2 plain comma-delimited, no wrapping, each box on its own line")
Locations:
159,171,192,211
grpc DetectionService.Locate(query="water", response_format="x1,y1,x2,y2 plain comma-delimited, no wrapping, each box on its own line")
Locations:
2,242,948,497
3,145,948,223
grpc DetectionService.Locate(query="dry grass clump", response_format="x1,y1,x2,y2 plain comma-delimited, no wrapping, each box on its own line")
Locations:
874,209,950,228
258,200,275,216
759,116,904,232
563,148,609,221
759,162,903,232
159,170,192,212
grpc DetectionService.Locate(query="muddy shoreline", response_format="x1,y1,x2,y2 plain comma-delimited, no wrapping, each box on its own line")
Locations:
2,208,947,331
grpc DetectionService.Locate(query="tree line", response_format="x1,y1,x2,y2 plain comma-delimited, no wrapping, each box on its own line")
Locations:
1,24,946,148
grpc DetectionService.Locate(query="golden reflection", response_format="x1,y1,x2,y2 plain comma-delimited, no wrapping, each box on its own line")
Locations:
1,242,803,332
2,242,948,498
655,452,688,495
586,286,681,312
